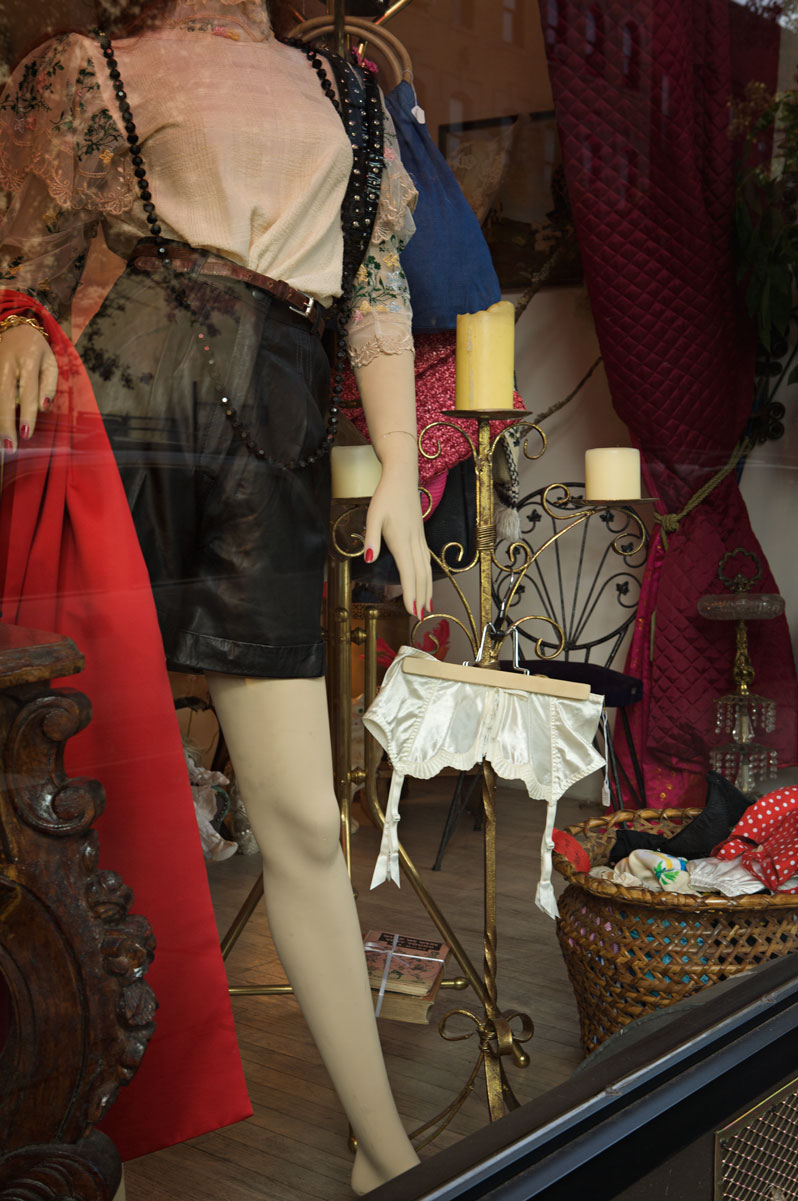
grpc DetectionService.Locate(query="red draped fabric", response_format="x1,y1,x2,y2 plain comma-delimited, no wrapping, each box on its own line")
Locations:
0,291,251,1158
541,0,797,807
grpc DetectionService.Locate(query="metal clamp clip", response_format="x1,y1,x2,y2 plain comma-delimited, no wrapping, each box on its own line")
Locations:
464,622,530,676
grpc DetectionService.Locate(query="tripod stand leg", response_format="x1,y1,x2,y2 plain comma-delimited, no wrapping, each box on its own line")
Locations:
220,872,264,960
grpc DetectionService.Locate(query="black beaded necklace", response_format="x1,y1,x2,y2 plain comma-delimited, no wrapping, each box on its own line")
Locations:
96,29,384,470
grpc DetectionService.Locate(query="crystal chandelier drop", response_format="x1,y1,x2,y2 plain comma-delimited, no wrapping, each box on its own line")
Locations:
698,550,784,793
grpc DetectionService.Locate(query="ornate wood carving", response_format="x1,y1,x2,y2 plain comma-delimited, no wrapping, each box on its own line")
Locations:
0,1133,119,1201
0,624,158,1198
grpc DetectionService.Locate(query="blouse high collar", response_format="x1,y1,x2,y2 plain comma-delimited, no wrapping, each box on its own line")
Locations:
165,0,273,42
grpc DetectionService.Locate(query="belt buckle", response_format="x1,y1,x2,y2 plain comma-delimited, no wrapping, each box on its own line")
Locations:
290,293,315,322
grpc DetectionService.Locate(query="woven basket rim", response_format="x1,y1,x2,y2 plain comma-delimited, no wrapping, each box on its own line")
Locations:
553,807,798,911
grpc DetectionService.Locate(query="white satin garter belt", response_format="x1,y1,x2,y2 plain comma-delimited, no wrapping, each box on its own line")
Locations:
362,646,605,918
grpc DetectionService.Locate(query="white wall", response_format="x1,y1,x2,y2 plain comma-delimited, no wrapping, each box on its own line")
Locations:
739,24,798,669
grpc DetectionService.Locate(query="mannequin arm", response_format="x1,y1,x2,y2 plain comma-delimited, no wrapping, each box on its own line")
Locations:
354,348,432,619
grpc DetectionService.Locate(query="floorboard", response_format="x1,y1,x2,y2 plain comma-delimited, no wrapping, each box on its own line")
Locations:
123,780,597,1199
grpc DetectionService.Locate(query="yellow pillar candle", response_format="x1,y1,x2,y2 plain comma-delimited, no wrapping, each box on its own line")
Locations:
330,444,383,499
455,300,515,410
584,447,641,500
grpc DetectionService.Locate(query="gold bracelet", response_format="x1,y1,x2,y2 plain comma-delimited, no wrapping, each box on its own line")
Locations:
378,430,417,441
0,314,50,344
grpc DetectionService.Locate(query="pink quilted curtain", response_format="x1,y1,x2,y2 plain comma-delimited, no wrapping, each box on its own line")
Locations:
541,0,798,807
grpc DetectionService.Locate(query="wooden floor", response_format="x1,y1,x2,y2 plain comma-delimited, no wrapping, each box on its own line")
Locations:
123,780,598,1200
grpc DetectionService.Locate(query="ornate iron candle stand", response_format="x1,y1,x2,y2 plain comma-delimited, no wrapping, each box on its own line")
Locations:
327,409,648,1138
402,410,648,1130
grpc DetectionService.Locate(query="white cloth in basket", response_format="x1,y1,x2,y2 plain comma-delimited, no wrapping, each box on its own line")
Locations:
363,645,605,917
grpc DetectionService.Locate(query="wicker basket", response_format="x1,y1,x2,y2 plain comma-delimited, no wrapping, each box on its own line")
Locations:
552,809,798,1055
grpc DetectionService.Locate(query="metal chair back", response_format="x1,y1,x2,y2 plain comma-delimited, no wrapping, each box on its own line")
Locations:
493,482,649,668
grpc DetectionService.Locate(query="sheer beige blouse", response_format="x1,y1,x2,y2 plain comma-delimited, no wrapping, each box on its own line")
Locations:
0,0,416,365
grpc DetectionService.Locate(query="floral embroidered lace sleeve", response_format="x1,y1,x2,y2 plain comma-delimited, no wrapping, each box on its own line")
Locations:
0,35,136,328
345,102,417,368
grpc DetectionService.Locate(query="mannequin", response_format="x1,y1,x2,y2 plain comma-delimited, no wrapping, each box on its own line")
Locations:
0,0,430,1191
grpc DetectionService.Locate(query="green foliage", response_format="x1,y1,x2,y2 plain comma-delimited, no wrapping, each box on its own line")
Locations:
733,83,798,353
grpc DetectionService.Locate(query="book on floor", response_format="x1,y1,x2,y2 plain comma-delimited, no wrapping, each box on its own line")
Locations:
363,930,450,1024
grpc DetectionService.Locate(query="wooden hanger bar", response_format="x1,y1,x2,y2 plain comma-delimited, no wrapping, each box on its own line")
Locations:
290,15,414,88
401,656,591,700
376,0,416,25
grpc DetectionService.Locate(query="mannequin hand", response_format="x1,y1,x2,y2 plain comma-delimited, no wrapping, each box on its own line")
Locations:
364,459,432,619
0,324,59,450
353,347,432,618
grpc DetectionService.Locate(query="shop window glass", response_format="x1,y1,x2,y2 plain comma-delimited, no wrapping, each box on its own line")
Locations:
585,3,606,74
1,3,797,1199
545,0,569,54
503,0,516,45
451,0,474,30
622,19,641,89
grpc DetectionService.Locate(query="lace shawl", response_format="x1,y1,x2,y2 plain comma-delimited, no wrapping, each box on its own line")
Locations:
0,35,134,323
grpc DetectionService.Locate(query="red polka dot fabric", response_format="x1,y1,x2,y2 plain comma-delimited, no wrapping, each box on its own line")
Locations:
712,786,798,892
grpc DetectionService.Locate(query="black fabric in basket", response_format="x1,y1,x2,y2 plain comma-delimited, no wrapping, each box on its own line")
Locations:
608,772,753,865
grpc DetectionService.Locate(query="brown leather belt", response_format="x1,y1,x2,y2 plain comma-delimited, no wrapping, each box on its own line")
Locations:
130,241,331,337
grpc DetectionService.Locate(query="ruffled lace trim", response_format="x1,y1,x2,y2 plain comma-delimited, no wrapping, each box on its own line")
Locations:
347,330,414,368
164,0,272,40
172,0,268,8
374,109,417,249
0,35,136,215
0,147,136,217
372,159,417,249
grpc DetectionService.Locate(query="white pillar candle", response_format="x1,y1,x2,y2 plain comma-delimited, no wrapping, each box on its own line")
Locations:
330,444,382,499
584,447,641,500
455,300,515,410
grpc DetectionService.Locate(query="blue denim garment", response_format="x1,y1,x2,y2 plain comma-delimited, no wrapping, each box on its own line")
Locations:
384,81,501,330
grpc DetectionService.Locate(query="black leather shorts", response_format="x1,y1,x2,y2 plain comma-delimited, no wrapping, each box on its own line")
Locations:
77,267,331,678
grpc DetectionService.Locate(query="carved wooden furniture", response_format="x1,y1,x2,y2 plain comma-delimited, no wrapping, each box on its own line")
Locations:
0,623,157,1200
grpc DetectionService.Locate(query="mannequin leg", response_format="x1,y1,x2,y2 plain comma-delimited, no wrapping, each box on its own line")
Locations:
206,672,419,1194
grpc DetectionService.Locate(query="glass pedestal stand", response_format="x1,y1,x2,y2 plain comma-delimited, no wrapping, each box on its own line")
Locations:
698,550,784,793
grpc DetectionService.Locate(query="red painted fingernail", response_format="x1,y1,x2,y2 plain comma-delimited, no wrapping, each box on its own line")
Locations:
364,548,374,563
20,423,30,441
41,396,52,410
3,438,14,450
412,602,417,616
420,607,425,621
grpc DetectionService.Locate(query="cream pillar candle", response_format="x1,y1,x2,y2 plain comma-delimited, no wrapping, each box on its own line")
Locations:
455,300,515,410
330,444,383,498
584,447,641,500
